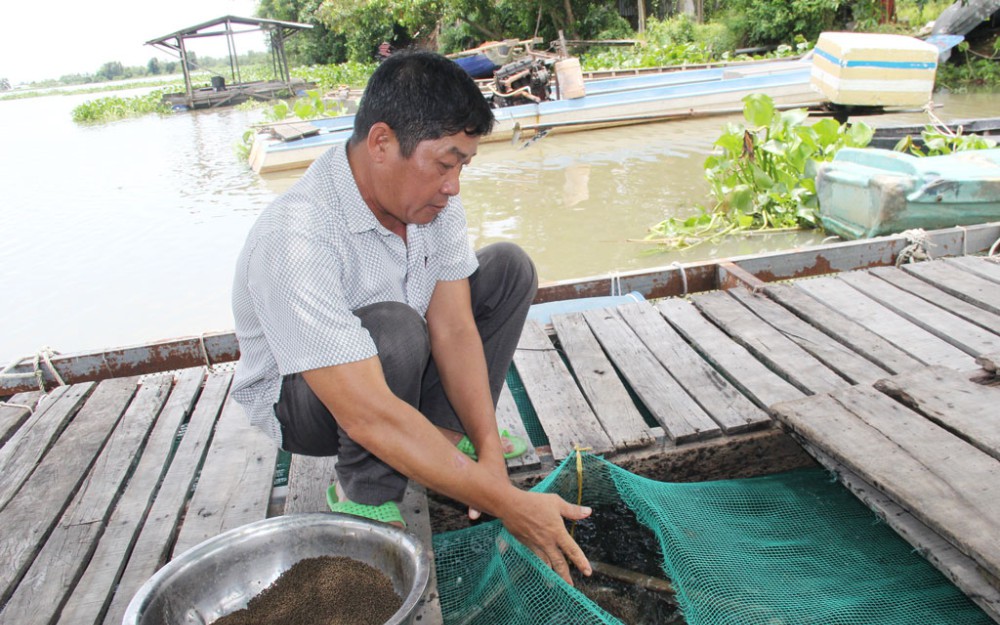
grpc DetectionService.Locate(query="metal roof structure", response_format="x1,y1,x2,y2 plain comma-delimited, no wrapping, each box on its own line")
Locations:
146,15,313,108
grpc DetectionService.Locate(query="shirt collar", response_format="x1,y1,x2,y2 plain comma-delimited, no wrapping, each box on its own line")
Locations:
329,141,388,235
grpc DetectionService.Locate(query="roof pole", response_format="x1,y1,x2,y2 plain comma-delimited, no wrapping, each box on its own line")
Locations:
179,37,193,104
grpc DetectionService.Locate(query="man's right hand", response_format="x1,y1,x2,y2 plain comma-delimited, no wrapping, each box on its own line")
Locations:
499,490,592,585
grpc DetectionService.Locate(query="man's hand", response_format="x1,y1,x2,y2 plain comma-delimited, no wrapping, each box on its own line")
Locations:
499,490,592,585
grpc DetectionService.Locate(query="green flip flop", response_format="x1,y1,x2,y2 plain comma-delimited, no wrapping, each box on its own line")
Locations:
456,428,528,461
326,484,406,527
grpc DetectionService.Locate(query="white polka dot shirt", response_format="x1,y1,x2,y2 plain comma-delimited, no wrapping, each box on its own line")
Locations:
231,141,479,444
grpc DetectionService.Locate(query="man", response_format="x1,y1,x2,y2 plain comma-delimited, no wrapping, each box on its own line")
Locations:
231,50,591,584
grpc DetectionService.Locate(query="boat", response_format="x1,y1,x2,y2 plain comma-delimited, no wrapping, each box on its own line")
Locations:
248,58,819,174
816,147,1000,240
868,116,1000,150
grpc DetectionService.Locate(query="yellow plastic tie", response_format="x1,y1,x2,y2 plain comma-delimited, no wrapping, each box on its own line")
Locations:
571,445,592,538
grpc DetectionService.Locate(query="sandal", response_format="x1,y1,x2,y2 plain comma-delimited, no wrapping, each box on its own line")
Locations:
326,484,406,527
456,428,528,461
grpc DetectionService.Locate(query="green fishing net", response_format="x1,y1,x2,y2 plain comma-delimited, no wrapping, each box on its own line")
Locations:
433,453,991,625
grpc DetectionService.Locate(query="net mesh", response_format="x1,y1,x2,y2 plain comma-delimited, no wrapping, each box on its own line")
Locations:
433,453,991,625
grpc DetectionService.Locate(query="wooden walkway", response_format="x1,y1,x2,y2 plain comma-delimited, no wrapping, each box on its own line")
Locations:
2,255,999,624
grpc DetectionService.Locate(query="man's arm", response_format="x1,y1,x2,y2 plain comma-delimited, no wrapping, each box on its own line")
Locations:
301,346,592,583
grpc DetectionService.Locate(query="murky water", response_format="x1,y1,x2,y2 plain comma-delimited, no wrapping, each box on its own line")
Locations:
2,87,998,363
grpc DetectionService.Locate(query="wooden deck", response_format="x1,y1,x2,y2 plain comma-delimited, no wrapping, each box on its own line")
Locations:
2,254,999,624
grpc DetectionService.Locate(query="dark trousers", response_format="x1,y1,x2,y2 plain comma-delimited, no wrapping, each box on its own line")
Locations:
274,242,537,505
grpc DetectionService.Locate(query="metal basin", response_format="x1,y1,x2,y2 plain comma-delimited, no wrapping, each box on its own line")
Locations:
123,512,430,625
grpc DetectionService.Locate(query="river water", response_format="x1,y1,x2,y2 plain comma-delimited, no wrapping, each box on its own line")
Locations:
2,87,998,363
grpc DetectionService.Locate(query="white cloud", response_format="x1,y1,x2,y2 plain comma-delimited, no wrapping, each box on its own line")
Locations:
1,0,264,83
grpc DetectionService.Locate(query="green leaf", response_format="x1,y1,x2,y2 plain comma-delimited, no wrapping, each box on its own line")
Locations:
743,93,775,128
845,121,874,148
811,118,841,147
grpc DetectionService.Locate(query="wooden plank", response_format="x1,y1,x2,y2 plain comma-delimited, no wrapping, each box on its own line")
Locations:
904,259,1000,316
284,454,337,515
729,287,890,385
495,383,541,471
763,282,925,374
57,369,204,625
0,384,84,510
875,367,1000,462
839,270,1000,358
271,121,320,142
795,275,979,371
0,377,135,607
102,372,231,625
582,307,720,444
946,255,1000,284
655,298,805,408
869,266,1000,337
804,445,1000,622
173,394,277,555
771,386,1000,581
401,481,443,625
512,320,613,460
0,376,171,625
616,301,769,434
692,290,851,394
0,392,41,446
551,311,655,449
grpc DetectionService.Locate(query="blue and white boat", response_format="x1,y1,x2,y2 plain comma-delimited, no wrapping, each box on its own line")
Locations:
249,58,818,174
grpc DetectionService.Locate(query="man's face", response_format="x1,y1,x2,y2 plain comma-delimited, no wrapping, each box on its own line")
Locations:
375,130,480,229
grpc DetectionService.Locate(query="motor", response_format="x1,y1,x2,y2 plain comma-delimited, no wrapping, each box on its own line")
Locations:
490,57,552,107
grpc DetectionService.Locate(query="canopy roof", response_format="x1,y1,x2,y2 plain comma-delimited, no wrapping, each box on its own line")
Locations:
145,15,312,48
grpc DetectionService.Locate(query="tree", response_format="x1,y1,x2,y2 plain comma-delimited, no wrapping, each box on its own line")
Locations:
257,0,348,64
0,77,10,91
96,61,125,81
147,57,162,75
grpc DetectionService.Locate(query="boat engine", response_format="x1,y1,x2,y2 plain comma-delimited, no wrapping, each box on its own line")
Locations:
490,57,552,107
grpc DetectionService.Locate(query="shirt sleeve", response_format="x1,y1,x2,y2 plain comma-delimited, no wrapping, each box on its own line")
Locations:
245,227,377,376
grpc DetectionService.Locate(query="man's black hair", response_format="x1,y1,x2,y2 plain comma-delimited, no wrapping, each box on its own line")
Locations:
350,49,495,157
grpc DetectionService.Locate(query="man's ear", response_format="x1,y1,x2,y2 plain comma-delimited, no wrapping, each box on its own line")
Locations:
366,122,394,163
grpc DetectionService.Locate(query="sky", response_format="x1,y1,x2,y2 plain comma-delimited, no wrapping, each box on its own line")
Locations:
1,0,266,84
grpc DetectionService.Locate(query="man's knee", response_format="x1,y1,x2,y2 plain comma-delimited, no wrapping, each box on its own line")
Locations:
355,301,430,372
477,242,538,296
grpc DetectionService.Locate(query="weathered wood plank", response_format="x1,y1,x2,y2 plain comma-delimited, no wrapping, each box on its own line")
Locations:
804,445,1000,622
401,481,443,625
0,376,171,625
795,275,978,371
582,307,720,444
692,290,851,394
102,372,231,625
904,259,1000,316
869,266,1000,337
285,454,337,515
495,383,541,471
616,301,769,434
874,367,1000,462
763,282,925,374
551,311,655,449
729,287,889,385
272,121,320,142
946,255,1000,284
512,320,613,460
839,270,1000,358
0,392,41,447
173,394,277,555
655,298,804,408
771,386,1000,581
57,369,204,625
0,384,85,510
0,377,134,607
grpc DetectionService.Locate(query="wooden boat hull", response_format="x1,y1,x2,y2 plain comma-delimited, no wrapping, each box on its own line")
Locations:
249,61,819,174
817,147,1000,239
868,117,1000,150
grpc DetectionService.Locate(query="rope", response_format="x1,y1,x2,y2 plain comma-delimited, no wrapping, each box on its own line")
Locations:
0,347,66,393
609,272,622,297
958,225,968,257
895,228,933,267
669,261,689,297
989,234,1000,258
198,334,213,370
